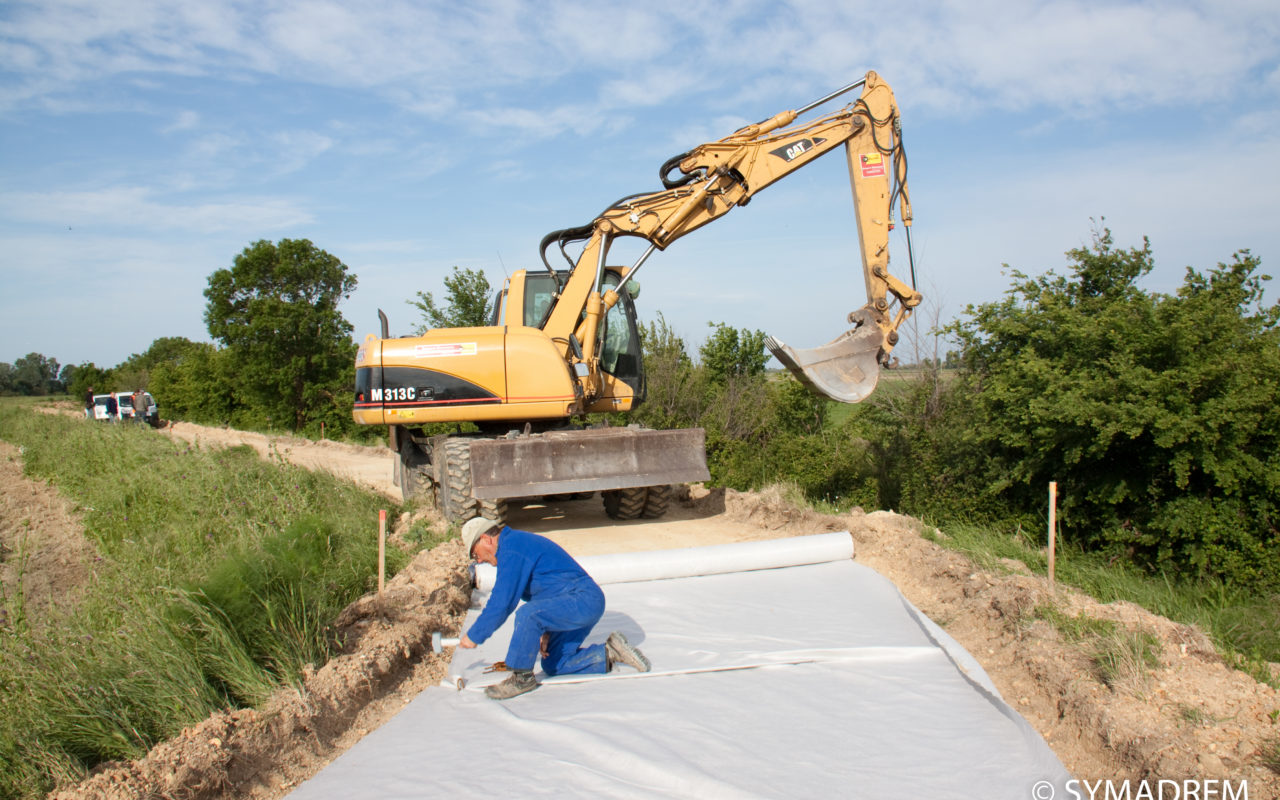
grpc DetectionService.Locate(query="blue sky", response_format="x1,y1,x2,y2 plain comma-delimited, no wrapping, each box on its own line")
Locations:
2,0,1278,371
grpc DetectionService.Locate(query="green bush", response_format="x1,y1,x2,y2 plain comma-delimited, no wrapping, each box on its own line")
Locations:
877,229,1280,590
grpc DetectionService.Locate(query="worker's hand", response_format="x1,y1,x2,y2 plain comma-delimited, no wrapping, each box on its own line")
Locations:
539,632,550,659
459,634,477,649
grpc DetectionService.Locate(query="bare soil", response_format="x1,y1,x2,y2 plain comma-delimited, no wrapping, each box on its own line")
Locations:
6,416,1278,798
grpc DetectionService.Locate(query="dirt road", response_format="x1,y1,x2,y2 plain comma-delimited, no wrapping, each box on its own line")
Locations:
161,420,793,554
8,413,1277,798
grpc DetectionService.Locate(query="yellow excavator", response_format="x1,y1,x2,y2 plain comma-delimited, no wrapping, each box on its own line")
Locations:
353,71,922,523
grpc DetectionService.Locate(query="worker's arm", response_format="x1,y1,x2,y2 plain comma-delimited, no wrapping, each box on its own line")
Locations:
465,549,534,645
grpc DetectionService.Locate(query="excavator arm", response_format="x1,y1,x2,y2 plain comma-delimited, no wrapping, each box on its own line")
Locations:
541,71,922,404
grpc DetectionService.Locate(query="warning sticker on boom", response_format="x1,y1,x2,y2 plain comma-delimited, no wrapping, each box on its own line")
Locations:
860,152,885,178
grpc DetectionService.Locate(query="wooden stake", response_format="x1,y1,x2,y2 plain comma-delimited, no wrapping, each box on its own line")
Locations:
1048,482,1057,594
378,509,387,593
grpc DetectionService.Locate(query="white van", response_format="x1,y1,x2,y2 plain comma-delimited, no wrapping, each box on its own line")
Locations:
93,392,158,426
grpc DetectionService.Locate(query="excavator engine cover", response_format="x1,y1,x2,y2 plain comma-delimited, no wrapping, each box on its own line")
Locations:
766,310,887,404
468,427,710,500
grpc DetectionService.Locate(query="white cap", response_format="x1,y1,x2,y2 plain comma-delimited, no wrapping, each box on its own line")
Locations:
461,517,500,555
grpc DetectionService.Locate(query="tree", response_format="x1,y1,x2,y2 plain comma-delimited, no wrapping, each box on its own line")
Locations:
64,362,113,404
147,342,235,424
630,313,703,431
407,266,492,332
113,336,208,392
11,352,61,395
204,239,357,431
937,228,1280,588
698,322,769,384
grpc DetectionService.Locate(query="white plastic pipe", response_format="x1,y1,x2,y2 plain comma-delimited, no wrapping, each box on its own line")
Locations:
474,531,853,593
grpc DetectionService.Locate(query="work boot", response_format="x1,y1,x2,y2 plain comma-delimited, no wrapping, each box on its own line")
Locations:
606,631,651,673
485,670,537,700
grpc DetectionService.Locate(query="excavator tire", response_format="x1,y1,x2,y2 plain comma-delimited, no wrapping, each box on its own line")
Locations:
602,486,647,520
479,494,508,525
441,438,506,525
640,484,671,518
398,438,433,502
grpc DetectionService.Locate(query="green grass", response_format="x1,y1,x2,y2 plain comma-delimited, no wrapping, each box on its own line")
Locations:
1032,603,1118,642
0,402,435,799
928,519,1280,687
1031,604,1160,691
1090,627,1162,691
1261,737,1280,775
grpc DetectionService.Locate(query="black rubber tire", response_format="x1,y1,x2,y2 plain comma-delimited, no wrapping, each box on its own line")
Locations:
641,484,671,518
440,438,507,524
399,439,433,502
602,486,647,520
441,438,478,523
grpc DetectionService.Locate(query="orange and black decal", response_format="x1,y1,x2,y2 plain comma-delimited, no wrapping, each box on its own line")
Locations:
354,366,499,409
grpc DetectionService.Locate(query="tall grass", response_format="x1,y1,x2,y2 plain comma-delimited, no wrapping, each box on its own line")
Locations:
0,404,418,799
926,520,1280,685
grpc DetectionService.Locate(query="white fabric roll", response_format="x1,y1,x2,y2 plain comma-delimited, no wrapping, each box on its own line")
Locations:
473,530,852,593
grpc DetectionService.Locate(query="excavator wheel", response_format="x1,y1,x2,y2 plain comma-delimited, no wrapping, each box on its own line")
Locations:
398,438,433,503
602,486,647,520
640,484,671,518
479,495,509,525
441,438,506,525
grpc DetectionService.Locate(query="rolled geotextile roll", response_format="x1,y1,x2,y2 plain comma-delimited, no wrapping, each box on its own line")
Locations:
473,531,852,593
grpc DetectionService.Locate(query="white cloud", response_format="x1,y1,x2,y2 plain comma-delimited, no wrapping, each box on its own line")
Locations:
270,129,335,174
4,0,1277,123
0,187,313,234
162,109,200,133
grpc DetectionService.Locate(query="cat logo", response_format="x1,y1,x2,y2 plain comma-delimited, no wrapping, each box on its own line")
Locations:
769,137,826,163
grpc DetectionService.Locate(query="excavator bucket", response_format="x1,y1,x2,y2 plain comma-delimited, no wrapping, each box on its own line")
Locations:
766,311,887,404
468,427,710,500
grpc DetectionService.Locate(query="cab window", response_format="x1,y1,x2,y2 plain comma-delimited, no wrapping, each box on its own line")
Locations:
599,272,643,391
523,274,557,328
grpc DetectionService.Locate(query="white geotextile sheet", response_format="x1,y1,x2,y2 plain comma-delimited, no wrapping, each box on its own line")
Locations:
289,533,1071,799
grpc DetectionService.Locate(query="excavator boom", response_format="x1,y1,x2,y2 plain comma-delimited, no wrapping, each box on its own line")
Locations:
540,71,922,403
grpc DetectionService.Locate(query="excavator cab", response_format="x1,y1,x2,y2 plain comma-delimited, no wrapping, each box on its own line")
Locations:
502,267,647,407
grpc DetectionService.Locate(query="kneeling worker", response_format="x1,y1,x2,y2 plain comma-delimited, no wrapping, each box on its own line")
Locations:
458,517,651,700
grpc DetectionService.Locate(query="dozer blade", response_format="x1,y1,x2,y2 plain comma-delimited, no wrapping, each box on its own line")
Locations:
468,427,710,500
766,312,887,404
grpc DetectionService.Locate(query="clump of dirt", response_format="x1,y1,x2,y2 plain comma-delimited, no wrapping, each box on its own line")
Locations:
47,540,473,800
0,441,99,628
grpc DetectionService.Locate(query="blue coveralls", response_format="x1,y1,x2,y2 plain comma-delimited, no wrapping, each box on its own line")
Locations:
465,527,609,676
